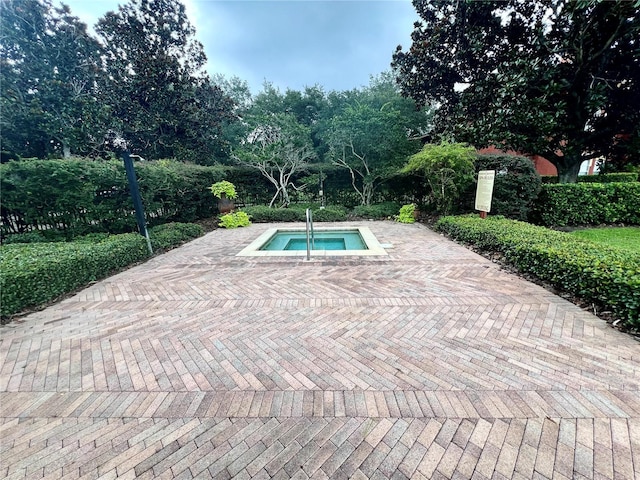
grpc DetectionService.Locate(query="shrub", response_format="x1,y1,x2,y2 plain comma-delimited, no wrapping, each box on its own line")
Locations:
436,215,640,328
531,182,640,227
402,141,476,215
0,234,150,317
397,204,416,223
0,222,205,318
578,173,638,183
242,206,305,222
312,206,348,222
149,222,204,249
218,211,251,229
2,231,52,244
474,154,542,220
351,202,401,219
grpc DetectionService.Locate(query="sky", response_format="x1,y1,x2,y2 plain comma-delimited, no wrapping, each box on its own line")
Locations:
58,0,419,94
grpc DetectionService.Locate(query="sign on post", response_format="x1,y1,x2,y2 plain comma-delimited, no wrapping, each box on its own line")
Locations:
475,170,495,217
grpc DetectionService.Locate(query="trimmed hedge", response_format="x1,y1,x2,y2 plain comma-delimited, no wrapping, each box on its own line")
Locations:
0,222,203,318
542,172,639,184
351,202,401,219
1,159,226,236
436,215,640,327
242,205,348,223
531,182,640,227
578,172,638,183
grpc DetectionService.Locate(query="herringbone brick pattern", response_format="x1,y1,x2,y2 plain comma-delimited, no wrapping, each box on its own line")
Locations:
1,222,638,479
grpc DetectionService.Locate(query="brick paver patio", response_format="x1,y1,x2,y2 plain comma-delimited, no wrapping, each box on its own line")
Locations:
1,221,638,479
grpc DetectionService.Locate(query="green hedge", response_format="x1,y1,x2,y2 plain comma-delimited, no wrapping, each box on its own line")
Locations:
542,173,638,184
350,202,401,219
578,172,638,183
1,159,226,236
436,215,640,327
0,222,203,318
531,183,640,227
242,205,348,223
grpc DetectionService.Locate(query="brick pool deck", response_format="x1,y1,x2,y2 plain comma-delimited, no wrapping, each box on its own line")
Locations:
1,221,638,479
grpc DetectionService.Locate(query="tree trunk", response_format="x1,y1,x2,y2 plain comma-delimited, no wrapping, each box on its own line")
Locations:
63,142,71,159
556,158,582,183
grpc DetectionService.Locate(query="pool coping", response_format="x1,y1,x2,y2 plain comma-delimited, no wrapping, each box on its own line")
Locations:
236,225,389,257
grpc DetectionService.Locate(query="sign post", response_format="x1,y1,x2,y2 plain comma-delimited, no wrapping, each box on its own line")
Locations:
475,170,495,219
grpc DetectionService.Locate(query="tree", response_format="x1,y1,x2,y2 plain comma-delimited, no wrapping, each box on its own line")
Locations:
402,142,475,215
0,0,106,158
235,113,316,207
324,74,429,205
96,0,235,162
392,0,640,183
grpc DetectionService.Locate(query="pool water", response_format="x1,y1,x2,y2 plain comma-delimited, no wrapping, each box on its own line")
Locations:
260,230,367,251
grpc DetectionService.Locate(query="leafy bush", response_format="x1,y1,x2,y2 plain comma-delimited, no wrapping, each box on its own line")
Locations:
578,173,638,183
351,202,401,219
397,204,416,223
2,231,52,244
402,142,476,215
210,180,237,199
0,222,204,318
149,222,204,249
474,154,542,220
218,211,251,229
436,215,640,328
312,206,348,222
242,206,305,222
531,183,640,227
0,234,149,318
542,173,638,184
0,159,226,235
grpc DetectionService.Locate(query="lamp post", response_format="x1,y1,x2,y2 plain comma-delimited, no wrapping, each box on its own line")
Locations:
121,149,153,254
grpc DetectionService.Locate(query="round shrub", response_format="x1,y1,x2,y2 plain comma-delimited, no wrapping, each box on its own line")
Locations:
474,154,542,220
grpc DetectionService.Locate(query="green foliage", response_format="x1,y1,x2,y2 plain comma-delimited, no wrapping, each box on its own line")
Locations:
474,154,542,220
0,222,203,318
403,142,476,215
393,1,640,183
397,204,416,224
578,173,639,183
436,215,640,328
312,206,348,222
242,206,306,223
210,180,237,199
148,222,203,249
0,233,149,318
351,202,401,219
96,0,235,162
2,231,52,245
325,74,428,205
235,112,316,207
0,159,225,235
531,183,640,227
218,211,251,229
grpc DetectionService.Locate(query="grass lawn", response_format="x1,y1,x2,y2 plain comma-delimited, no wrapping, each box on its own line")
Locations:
571,227,640,253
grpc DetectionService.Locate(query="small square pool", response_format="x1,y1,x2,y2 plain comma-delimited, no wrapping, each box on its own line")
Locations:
237,226,388,257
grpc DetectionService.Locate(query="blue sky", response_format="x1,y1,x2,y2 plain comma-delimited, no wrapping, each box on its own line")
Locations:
59,0,419,94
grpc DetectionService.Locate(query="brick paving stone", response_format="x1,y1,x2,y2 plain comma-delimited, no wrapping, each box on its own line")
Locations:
0,221,638,479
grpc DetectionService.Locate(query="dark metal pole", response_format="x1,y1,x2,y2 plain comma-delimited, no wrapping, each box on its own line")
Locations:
121,150,153,254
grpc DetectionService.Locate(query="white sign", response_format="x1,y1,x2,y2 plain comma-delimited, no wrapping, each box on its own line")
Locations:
475,170,495,212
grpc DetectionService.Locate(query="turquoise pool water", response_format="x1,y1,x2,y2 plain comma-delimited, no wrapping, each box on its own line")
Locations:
259,230,368,251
